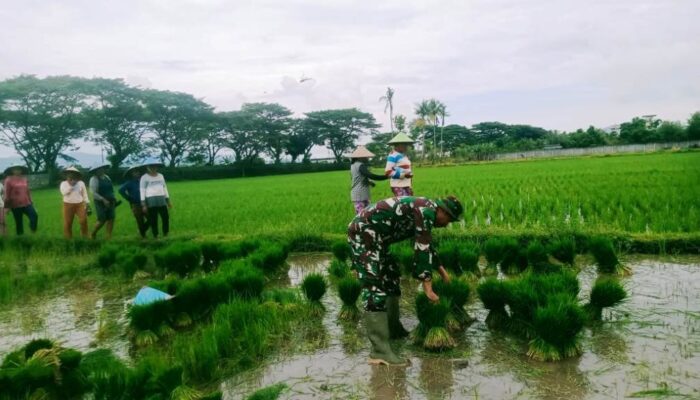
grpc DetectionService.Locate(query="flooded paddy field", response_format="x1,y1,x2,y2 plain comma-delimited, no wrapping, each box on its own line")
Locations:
1,253,698,399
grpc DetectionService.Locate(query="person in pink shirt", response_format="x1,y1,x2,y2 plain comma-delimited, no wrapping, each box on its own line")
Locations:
2,165,38,235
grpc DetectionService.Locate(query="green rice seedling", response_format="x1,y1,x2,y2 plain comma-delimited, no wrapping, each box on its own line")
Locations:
528,295,586,361
331,240,351,262
526,240,550,270
548,237,576,265
135,330,159,347
201,391,224,400
458,242,480,277
24,339,54,359
438,240,461,275
477,278,510,329
328,258,350,279
174,312,193,328
589,236,629,275
224,260,265,299
155,242,202,277
414,293,456,351
499,237,522,274
175,328,219,383
249,242,289,273
301,273,327,314
115,248,148,278
128,299,173,333
585,278,627,321
247,383,288,400
97,244,119,270
337,277,362,321
76,350,134,399
483,237,504,269
434,277,472,330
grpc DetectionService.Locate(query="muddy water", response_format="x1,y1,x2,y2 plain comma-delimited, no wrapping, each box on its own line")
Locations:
224,255,700,400
0,280,133,360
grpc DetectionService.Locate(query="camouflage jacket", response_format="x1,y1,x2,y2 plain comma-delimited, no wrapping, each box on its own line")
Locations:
351,196,440,281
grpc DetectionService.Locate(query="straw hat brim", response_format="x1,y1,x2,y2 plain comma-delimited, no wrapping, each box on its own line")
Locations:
387,132,415,145
349,146,375,159
62,167,83,178
89,163,111,173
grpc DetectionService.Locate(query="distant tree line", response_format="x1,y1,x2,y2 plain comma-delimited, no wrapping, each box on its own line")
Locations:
1,76,698,173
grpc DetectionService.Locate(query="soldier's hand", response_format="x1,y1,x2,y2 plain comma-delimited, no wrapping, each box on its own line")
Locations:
438,266,451,283
422,280,440,303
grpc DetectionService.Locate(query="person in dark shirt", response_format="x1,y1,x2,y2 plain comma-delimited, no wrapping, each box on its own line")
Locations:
119,165,148,238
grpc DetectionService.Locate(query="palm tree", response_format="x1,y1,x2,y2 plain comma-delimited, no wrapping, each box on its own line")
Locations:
379,87,395,133
436,101,449,157
414,100,432,158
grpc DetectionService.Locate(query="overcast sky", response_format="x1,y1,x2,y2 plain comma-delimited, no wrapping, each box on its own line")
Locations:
1,0,699,158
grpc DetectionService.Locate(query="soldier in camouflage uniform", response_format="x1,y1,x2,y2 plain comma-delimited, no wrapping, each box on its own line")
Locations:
348,195,463,366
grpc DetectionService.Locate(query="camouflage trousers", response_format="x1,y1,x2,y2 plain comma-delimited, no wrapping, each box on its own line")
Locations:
347,223,401,312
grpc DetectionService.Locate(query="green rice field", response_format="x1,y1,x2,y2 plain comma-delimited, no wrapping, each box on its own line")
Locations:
19,151,700,240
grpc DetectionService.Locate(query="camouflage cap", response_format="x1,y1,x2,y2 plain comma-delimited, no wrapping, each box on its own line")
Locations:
436,195,463,221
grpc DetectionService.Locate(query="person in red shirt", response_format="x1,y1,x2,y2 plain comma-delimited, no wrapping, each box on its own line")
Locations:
2,165,38,235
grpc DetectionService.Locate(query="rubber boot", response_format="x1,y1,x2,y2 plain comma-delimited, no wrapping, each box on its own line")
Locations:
365,311,406,366
386,296,410,339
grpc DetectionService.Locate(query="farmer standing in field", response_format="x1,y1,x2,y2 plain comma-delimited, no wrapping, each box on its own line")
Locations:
59,166,90,239
384,133,415,196
119,165,149,238
2,164,38,236
348,195,463,366
350,146,388,215
89,163,119,240
140,162,172,238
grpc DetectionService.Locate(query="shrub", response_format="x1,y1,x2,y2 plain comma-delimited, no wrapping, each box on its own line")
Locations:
414,293,456,351
337,277,362,320
529,295,585,361
328,259,350,279
589,236,627,275
331,240,351,262
548,238,576,265
585,278,627,320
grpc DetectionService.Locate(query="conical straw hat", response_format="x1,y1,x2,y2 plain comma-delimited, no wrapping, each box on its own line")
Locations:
387,132,415,144
349,146,375,158
63,166,83,178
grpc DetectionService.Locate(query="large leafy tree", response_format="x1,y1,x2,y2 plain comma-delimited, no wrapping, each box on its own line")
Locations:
188,115,227,165
686,112,700,141
305,108,379,163
240,102,292,164
219,110,266,165
84,78,149,168
286,118,322,163
618,116,660,144
142,89,213,167
0,75,91,173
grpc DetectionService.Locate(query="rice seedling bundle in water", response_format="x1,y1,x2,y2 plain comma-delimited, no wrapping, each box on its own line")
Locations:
331,240,351,262
249,242,289,272
433,278,472,330
247,383,288,400
155,242,202,276
115,248,148,278
585,278,627,321
529,295,586,361
458,242,480,276
438,240,461,275
548,237,576,265
201,239,261,269
301,273,327,313
526,240,550,271
414,293,456,351
483,238,505,268
97,244,119,270
337,277,362,320
499,237,524,275
589,236,629,275
328,258,350,279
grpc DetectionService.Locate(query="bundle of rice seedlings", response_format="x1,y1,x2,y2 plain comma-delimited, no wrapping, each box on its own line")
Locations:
337,277,362,321
548,237,576,265
528,295,585,361
458,243,480,277
328,258,350,279
247,383,288,400
97,244,119,270
589,236,629,275
155,242,201,277
414,293,456,351
224,261,265,299
128,298,173,334
331,240,351,262
301,273,327,314
482,238,504,269
585,278,627,321
116,248,148,278
437,240,461,275
526,240,550,271
501,247,528,275
173,312,193,328
433,278,472,331
477,278,510,329
249,242,289,273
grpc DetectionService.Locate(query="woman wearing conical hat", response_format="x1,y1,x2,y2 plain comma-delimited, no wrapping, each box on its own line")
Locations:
59,166,90,239
349,146,387,215
3,164,38,235
384,133,415,197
